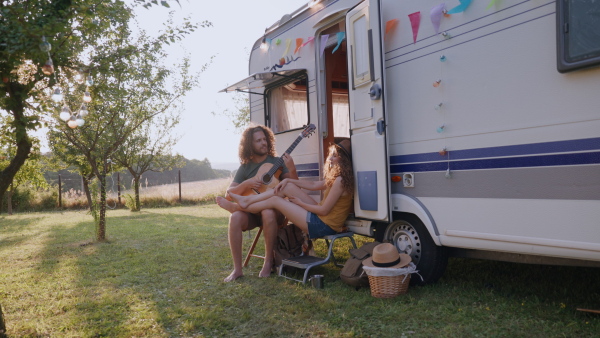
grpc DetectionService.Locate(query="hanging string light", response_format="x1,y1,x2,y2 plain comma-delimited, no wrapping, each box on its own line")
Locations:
41,36,93,129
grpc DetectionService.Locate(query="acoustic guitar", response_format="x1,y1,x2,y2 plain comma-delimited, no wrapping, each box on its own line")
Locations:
241,124,316,196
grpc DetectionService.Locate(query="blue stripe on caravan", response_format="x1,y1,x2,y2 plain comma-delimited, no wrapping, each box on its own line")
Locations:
390,138,600,164
296,162,319,170
298,170,320,178
390,151,600,173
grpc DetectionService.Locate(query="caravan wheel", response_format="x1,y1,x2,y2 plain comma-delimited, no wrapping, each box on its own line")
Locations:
384,216,448,285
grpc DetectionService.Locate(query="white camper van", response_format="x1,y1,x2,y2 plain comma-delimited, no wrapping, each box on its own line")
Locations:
221,0,600,284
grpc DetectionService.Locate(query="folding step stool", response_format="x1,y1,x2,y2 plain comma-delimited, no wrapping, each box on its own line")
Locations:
278,231,357,284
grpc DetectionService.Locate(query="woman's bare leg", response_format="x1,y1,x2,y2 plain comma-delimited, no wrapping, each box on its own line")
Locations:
232,182,317,210
231,195,310,233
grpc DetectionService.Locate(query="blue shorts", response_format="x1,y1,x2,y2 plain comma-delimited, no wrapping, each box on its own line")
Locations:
306,212,337,239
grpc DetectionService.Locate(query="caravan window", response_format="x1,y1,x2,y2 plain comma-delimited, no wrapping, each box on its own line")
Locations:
349,7,372,86
557,0,600,73
266,75,309,133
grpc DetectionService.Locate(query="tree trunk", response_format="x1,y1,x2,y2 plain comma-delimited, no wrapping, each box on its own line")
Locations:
97,174,107,241
133,175,141,212
7,188,13,216
0,303,6,337
0,102,33,215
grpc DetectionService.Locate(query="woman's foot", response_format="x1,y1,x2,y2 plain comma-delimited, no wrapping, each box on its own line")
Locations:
224,270,243,282
216,196,242,213
229,193,250,210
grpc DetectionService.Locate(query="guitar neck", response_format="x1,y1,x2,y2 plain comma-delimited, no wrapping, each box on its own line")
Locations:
267,135,303,176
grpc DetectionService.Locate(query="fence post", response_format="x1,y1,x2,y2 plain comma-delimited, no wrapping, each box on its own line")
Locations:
178,170,182,203
58,174,62,208
117,173,121,206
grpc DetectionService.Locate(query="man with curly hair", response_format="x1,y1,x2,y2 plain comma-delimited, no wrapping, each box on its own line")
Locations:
217,124,297,282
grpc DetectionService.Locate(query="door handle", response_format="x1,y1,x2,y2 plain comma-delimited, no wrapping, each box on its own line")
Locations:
377,119,385,135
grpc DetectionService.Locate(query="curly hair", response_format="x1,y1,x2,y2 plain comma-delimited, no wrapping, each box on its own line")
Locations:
238,124,277,165
323,144,354,194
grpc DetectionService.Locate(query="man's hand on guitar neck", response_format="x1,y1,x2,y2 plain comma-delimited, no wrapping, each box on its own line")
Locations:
281,152,298,180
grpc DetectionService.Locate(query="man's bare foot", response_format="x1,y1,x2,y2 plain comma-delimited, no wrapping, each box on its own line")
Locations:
258,261,273,278
224,270,244,282
216,196,242,213
229,193,250,210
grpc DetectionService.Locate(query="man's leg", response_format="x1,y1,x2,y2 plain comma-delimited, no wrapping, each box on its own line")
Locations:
224,211,257,282
259,208,279,278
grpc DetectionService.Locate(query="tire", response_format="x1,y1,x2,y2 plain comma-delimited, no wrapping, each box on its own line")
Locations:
383,213,448,285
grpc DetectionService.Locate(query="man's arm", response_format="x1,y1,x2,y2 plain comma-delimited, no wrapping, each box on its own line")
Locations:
280,153,298,180
226,178,261,198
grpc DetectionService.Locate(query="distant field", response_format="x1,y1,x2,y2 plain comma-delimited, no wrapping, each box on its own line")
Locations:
112,177,233,201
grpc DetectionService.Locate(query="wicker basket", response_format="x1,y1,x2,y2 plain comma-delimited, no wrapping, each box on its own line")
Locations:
367,274,411,298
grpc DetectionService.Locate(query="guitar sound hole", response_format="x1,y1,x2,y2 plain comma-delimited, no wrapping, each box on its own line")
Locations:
262,174,272,185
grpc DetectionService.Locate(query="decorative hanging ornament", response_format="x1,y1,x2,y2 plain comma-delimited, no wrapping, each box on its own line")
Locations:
52,88,63,102
42,58,54,75
435,102,443,110
440,55,447,62
441,31,452,39
79,104,88,117
76,113,85,127
437,125,445,133
86,76,94,86
83,91,92,103
67,115,78,129
445,168,452,178
433,79,442,88
39,37,51,52
439,147,448,156
59,106,71,122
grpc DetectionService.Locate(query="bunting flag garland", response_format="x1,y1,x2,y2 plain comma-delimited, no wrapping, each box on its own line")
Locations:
320,34,329,56
486,0,497,10
408,12,421,44
430,3,445,34
294,38,304,54
447,0,472,14
332,32,345,54
283,38,292,57
385,19,399,38
301,36,315,48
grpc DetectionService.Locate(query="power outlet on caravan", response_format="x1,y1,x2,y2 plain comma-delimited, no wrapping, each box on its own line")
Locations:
403,173,415,188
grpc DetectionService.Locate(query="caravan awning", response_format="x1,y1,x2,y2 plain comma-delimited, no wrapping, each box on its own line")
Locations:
219,69,306,94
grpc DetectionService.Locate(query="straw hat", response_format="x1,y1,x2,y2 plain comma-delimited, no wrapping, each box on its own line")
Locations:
363,243,412,269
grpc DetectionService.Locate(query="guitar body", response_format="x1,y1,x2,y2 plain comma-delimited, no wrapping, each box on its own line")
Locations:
242,163,283,196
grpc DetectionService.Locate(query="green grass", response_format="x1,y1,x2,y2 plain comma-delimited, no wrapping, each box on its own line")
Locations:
1,206,599,337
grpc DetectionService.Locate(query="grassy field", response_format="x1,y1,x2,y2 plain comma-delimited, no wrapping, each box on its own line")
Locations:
0,205,599,337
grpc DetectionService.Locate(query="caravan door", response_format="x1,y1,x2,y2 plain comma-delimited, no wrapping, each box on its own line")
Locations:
346,0,389,221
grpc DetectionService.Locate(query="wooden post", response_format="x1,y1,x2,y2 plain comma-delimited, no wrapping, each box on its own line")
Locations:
117,173,121,206
58,174,62,208
0,303,6,337
178,169,182,203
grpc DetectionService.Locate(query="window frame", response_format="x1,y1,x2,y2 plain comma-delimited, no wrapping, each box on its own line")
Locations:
556,0,600,73
264,71,311,135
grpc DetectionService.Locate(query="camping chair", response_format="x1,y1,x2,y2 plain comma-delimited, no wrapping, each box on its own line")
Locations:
243,217,289,267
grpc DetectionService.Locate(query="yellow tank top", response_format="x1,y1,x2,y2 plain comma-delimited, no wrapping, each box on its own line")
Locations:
318,186,353,232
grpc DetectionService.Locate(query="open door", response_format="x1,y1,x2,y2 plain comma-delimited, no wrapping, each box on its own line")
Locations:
347,0,389,221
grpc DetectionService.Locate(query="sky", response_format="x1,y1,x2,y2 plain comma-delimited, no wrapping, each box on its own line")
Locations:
134,0,309,169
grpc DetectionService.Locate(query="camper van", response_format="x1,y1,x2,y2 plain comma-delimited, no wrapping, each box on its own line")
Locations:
221,0,600,284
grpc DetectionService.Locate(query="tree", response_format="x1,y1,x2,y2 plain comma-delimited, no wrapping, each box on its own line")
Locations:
0,0,132,218
112,113,185,211
47,21,204,241
212,92,250,133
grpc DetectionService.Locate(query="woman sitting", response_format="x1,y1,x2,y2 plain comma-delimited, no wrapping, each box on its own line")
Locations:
230,140,354,239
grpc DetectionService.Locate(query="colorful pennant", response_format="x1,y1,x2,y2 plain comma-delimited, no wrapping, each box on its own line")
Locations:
320,34,329,57
300,36,315,48
430,3,446,34
283,38,292,57
294,38,304,54
486,0,497,10
385,19,399,38
447,0,472,14
408,12,421,44
332,32,345,54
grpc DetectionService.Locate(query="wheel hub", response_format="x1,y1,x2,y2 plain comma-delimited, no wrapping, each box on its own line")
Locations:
386,221,421,265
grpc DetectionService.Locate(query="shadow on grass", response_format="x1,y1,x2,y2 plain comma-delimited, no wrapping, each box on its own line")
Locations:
0,216,48,249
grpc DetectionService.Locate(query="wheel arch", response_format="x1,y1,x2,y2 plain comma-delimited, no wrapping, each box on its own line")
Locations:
390,193,441,246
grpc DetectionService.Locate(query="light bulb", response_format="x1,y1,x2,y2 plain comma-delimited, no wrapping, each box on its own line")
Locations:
308,0,321,8
445,168,452,178
83,91,92,103
67,115,78,129
42,59,54,75
39,40,51,53
435,103,443,110
59,106,71,121
52,88,63,102
86,76,94,86
433,79,441,88
437,125,445,133
74,73,84,84
76,114,85,127
79,104,88,117
440,55,447,62
441,31,452,39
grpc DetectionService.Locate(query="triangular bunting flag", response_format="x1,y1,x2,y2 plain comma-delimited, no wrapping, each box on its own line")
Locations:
332,32,345,54
430,3,445,34
486,0,497,10
320,34,329,57
294,38,304,54
447,0,472,14
301,36,315,48
283,38,292,57
385,19,399,38
408,12,421,44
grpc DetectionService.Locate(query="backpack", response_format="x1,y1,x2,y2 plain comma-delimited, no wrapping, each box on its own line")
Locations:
340,241,381,288
273,224,307,267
